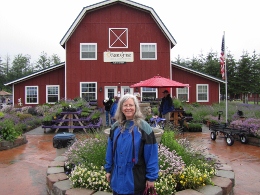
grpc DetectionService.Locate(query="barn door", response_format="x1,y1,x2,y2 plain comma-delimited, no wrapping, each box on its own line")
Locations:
104,86,117,99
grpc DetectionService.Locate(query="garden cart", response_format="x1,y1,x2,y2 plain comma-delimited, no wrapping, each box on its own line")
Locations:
209,111,251,146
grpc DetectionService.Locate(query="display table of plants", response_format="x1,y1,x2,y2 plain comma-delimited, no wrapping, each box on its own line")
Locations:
42,104,102,133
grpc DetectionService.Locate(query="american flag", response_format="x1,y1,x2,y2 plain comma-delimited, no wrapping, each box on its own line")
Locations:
220,35,225,80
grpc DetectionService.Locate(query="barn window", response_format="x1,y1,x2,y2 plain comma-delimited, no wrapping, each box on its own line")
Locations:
121,86,133,95
140,43,157,60
109,28,128,48
141,87,157,101
80,82,97,101
80,43,97,60
197,84,208,102
177,87,189,102
25,86,38,104
46,85,59,104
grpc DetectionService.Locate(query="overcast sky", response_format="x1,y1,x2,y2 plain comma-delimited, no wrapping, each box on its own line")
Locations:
0,0,259,63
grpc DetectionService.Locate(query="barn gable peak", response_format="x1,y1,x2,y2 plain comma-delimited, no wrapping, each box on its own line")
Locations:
60,0,177,49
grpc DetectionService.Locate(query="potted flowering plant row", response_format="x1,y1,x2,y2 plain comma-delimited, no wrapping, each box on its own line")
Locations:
42,114,54,126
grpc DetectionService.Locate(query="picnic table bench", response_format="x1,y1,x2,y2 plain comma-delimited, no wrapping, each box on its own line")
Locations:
42,111,102,133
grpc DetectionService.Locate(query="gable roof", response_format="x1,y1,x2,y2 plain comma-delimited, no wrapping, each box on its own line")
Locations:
4,62,65,86
171,62,226,84
60,0,177,48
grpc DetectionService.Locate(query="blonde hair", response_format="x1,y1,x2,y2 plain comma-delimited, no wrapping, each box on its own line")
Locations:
114,94,144,127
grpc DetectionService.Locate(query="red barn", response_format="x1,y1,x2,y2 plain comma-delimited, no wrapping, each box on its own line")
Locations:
171,63,225,105
5,0,224,107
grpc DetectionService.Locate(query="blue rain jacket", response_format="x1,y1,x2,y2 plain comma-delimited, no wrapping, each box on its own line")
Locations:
105,120,158,194
159,94,174,115
110,101,118,117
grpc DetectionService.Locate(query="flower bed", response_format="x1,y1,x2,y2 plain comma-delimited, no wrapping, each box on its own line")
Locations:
0,134,27,151
64,130,216,194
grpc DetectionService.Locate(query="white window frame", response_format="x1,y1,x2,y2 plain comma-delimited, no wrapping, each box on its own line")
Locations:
80,82,97,101
140,43,157,60
80,43,97,60
46,85,60,104
109,28,128,48
25,86,38,104
121,86,133,95
176,87,189,102
104,86,117,99
196,84,209,102
141,87,158,101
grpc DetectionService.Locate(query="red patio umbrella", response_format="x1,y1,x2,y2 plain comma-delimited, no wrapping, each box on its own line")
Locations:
130,76,189,88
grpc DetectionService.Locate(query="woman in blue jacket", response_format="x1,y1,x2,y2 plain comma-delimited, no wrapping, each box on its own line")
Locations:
105,94,159,195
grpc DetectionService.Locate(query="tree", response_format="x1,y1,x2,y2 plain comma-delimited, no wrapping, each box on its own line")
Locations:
186,55,204,72
34,52,61,71
203,51,220,78
0,55,11,91
250,51,260,104
0,57,4,90
34,51,50,70
236,52,253,103
225,52,238,100
50,54,61,65
7,54,33,82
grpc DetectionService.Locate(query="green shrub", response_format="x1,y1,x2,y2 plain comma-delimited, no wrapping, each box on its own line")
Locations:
0,112,4,118
15,123,27,132
28,107,38,116
43,114,54,122
152,107,159,115
0,119,21,142
65,136,107,169
187,123,202,132
17,113,33,120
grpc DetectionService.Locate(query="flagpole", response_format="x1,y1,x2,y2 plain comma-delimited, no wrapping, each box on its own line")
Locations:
223,31,228,123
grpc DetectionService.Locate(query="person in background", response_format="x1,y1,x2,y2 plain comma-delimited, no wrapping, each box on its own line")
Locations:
7,98,11,105
103,97,113,127
135,93,141,103
110,96,119,125
105,94,158,195
159,90,174,121
1,96,5,103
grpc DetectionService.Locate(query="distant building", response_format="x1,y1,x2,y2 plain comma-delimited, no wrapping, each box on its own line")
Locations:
5,0,224,107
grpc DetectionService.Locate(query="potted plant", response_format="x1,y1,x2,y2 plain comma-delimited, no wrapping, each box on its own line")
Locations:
60,101,70,111
54,108,63,119
42,114,54,126
73,98,87,110
81,111,90,118
173,98,182,110
90,111,101,124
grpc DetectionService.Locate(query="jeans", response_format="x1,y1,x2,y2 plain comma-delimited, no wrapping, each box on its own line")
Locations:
105,110,110,126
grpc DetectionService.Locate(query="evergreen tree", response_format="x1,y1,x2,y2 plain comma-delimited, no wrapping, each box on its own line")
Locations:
203,51,220,78
7,54,33,82
236,52,252,103
250,51,260,104
34,52,61,71
225,52,237,99
34,51,51,70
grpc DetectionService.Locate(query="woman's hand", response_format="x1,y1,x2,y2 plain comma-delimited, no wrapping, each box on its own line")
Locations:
146,180,154,188
106,173,111,182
